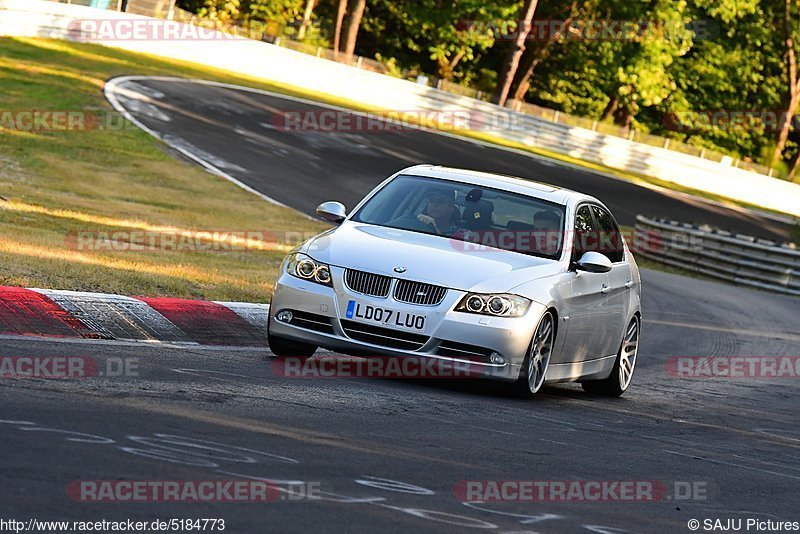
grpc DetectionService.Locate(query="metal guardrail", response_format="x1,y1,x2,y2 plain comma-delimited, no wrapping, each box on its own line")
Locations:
635,215,800,296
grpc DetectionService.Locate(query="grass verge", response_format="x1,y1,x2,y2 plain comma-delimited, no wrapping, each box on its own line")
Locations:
0,37,329,301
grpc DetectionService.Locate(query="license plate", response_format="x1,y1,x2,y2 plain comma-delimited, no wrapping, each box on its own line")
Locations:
345,300,426,331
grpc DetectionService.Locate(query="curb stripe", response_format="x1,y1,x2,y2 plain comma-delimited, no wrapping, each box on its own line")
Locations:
0,287,270,347
0,286,94,338
213,301,269,337
31,289,191,343
137,297,267,347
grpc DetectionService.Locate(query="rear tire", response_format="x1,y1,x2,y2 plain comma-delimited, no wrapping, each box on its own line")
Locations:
581,316,640,397
512,312,554,399
267,314,318,358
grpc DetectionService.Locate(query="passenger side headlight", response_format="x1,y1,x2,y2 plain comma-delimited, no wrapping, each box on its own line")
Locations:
286,253,332,287
455,293,531,317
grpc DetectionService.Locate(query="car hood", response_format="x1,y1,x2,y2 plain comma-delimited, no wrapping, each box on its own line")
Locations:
303,222,563,293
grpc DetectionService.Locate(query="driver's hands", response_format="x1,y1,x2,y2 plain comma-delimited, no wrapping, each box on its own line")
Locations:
416,214,436,228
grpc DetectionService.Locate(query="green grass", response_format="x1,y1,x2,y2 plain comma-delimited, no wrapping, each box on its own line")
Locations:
0,37,328,301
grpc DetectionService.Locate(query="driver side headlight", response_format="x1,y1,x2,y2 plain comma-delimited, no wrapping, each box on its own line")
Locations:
454,293,531,317
285,253,332,287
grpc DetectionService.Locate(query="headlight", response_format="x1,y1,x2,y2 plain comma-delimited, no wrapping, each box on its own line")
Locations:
286,253,333,287
455,293,531,317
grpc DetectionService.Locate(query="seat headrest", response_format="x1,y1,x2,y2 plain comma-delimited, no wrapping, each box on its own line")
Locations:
462,199,494,229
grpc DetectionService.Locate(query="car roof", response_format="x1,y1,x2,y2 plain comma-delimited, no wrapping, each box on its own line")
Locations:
397,164,597,207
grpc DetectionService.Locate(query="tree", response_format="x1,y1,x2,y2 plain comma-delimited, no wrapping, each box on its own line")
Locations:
607,0,693,130
426,1,517,81
507,0,581,104
341,0,366,56
492,0,539,106
246,0,304,28
333,0,348,54
197,0,241,23
530,0,692,131
297,0,317,40
662,0,770,158
374,0,515,81
767,0,800,178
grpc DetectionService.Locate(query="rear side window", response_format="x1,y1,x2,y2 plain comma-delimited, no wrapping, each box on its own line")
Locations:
591,205,624,263
572,206,598,260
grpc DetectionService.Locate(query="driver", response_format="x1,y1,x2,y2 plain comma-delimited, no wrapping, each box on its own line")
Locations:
415,188,460,235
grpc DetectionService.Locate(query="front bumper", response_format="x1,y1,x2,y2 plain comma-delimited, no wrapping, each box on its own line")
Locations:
269,267,546,382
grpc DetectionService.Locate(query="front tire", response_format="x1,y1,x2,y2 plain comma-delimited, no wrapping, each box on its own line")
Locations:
582,316,640,397
512,311,555,399
267,314,318,358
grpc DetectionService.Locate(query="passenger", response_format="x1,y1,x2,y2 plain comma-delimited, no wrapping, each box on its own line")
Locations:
533,210,562,255
533,209,561,232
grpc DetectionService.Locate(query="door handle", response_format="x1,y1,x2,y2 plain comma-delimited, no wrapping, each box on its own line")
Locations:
600,284,610,294
624,280,635,289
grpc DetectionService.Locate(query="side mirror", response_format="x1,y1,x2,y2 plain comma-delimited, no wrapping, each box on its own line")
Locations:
575,251,612,273
315,201,347,224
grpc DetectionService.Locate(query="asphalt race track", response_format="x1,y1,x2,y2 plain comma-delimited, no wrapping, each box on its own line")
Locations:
2,269,799,533
1,77,798,533
107,77,796,241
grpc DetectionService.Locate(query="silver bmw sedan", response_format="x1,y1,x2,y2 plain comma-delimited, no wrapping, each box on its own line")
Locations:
268,165,642,398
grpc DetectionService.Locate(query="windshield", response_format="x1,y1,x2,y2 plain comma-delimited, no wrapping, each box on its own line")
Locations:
351,174,566,259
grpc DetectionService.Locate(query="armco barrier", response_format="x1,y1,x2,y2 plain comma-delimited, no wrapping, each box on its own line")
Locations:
3,0,800,217
635,215,800,296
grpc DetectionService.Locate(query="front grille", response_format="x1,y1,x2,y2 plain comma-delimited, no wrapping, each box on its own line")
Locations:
436,340,494,362
345,269,391,298
340,319,428,351
394,280,447,306
288,310,334,334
